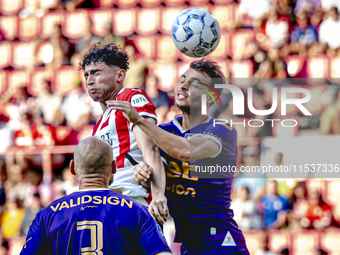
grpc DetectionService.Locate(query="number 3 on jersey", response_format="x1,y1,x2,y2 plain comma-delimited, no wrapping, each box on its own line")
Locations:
77,221,103,255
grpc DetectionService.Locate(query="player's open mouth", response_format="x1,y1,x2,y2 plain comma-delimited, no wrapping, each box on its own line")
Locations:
176,92,187,100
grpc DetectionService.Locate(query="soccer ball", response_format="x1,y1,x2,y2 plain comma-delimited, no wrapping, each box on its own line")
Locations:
172,8,220,58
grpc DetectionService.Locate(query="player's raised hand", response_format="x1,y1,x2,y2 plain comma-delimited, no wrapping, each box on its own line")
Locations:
106,100,141,124
133,161,153,183
149,194,169,225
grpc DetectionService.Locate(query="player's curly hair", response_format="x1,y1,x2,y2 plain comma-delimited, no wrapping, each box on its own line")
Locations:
79,42,129,71
190,59,226,95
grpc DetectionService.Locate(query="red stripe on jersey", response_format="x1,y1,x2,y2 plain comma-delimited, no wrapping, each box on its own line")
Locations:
92,116,103,135
115,110,131,168
100,108,114,130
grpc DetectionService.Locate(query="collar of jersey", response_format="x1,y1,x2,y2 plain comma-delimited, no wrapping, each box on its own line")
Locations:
73,188,111,193
172,114,212,133
117,88,125,95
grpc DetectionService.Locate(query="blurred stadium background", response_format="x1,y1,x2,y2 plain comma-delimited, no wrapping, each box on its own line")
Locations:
1,0,340,254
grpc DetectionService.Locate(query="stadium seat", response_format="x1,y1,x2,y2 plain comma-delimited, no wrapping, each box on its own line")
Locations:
7,70,29,91
149,62,176,92
210,4,237,32
35,41,54,65
115,0,137,7
268,230,291,254
230,30,255,59
55,126,72,145
0,16,18,41
29,68,53,96
77,125,94,143
306,56,328,83
90,9,113,37
136,7,160,35
322,180,340,206
0,72,7,96
0,0,22,15
134,35,155,59
112,8,135,36
17,16,40,41
211,0,234,3
23,0,40,10
92,0,115,7
320,229,340,255
11,41,35,69
291,231,319,255
53,67,80,96
302,85,326,116
139,0,162,7
186,0,209,5
228,60,254,88
40,11,64,39
163,0,186,6
159,6,184,34
243,231,262,255
0,42,11,69
285,55,307,78
155,35,178,61
272,117,299,137
63,10,89,39
329,56,340,84
209,32,229,59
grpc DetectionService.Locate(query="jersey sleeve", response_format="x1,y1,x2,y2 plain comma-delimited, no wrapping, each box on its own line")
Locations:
127,89,157,122
137,206,172,255
20,211,50,255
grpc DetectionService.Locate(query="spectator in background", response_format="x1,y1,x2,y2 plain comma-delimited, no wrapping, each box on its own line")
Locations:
1,198,25,239
0,240,9,255
0,159,6,211
319,7,340,56
263,7,290,48
287,183,309,229
123,44,149,89
231,186,260,230
14,113,33,147
36,80,63,126
300,190,332,229
254,232,276,255
0,114,12,153
31,110,56,147
239,0,271,26
294,0,322,16
321,0,340,12
20,193,42,236
314,249,328,255
233,146,267,200
7,165,30,207
59,79,90,130
49,24,72,67
319,88,340,134
100,22,125,49
280,248,290,255
291,12,319,56
259,180,289,229
61,167,77,195
71,18,100,66
144,75,170,124
24,170,52,208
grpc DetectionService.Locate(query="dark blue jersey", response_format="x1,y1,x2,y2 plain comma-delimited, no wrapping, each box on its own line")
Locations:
20,188,171,255
159,115,247,247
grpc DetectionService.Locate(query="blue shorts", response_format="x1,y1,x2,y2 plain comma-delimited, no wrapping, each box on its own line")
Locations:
181,243,250,255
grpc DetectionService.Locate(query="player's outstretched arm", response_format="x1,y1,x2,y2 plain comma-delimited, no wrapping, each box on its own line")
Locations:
107,100,220,162
133,119,169,224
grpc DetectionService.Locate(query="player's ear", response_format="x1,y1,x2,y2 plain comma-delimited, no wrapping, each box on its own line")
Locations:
112,160,117,174
116,69,126,83
70,160,76,175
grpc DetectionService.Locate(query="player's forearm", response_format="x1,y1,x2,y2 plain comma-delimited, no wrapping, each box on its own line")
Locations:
136,117,190,162
142,144,166,196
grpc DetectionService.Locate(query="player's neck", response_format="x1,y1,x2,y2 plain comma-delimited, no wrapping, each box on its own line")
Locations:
78,176,109,190
181,112,210,129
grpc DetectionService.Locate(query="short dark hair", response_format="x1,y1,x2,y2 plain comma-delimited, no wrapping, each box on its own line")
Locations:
79,43,129,71
190,59,226,96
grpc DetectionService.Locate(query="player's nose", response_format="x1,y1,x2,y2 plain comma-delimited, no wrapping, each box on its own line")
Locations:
86,75,95,86
178,80,189,91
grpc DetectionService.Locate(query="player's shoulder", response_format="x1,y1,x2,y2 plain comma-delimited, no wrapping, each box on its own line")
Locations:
205,117,236,133
117,88,147,100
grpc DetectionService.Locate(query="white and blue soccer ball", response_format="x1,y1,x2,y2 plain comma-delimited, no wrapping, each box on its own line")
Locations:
172,8,221,58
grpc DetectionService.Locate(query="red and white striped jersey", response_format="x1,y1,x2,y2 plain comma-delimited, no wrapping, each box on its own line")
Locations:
90,88,157,198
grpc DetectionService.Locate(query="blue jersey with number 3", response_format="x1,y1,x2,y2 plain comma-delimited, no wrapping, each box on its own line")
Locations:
159,115,247,248
20,188,171,255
